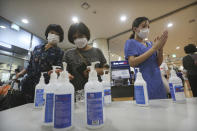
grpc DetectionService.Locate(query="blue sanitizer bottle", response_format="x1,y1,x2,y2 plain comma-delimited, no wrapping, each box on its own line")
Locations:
53,63,74,130
102,70,111,105
42,67,57,126
134,68,149,106
169,68,186,103
169,69,176,102
85,62,104,129
34,73,45,109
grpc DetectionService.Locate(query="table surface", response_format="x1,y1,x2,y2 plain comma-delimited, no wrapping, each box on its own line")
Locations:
0,98,197,131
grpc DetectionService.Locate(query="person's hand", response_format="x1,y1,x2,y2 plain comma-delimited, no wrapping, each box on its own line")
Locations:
45,43,56,51
83,67,90,78
15,73,20,80
55,69,63,73
48,70,53,75
95,68,104,75
159,30,168,50
55,69,62,77
153,30,168,51
0,85,11,96
68,73,74,80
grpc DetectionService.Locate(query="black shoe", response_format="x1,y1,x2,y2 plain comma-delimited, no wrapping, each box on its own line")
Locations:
167,93,171,98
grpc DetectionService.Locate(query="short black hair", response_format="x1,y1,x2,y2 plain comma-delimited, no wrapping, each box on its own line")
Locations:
184,44,197,54
104,64,110,69
68,22,90,44
45,24,64,42
130,17,149,39
15,68,20,73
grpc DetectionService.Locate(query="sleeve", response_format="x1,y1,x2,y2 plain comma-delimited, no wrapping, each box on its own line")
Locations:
124,40,138,60
97,48,107,67
55,50,64,70
25,47,36,70
62,50,68,63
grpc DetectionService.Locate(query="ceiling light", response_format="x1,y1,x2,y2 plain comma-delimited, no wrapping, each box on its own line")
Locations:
21,19,29,24
120,15,127,22
72,16,79,23
0,50,12,55
0,41,11,48
0,25,6,29
176,46,180,50
144,38,148,41
167,23,173,28
172,54,176,58
11,23,20,31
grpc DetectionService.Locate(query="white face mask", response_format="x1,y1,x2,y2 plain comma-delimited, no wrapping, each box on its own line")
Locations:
137,28,149,39
74,38,88,49
47,33,60,44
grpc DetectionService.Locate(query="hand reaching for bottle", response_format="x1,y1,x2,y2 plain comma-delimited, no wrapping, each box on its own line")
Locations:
83,67,90,78
68,73,74,80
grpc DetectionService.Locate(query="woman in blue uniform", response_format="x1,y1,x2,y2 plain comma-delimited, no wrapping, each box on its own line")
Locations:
124,17,168,99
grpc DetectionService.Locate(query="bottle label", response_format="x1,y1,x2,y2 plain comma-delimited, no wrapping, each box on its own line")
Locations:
174,86,184,92
54,94,72,128
169,83,176,101
104,89,111,96
35,89,44,107
135,85,145,104
44,93,54,123
174,85,185,101
87,92,103,125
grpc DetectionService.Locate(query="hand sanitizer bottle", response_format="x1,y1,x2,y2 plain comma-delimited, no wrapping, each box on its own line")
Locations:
53,63,74,130
169,68,186,103
43,67,57,126
134,68,149,106
34,73,45,109
102,70,111,105
84,62,104,129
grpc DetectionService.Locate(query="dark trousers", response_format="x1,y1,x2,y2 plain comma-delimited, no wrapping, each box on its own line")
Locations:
0,90,27,111
188,75,197,97
0,76,38,111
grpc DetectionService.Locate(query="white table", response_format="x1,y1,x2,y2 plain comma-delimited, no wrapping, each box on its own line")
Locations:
0,98,197,131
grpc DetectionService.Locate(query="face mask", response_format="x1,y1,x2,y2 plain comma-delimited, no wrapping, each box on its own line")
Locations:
74,38,88,48
47,33,60,44
137,28,149,39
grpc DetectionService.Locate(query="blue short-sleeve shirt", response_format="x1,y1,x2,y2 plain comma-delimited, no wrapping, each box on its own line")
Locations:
124,39,166,99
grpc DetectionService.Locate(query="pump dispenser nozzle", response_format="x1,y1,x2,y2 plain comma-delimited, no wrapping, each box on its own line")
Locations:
102,69,110,82
58,62,69,82
170,68,177,78
88,61,100,81
136,68,143,79
40,72,45,83
50,66,61,82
